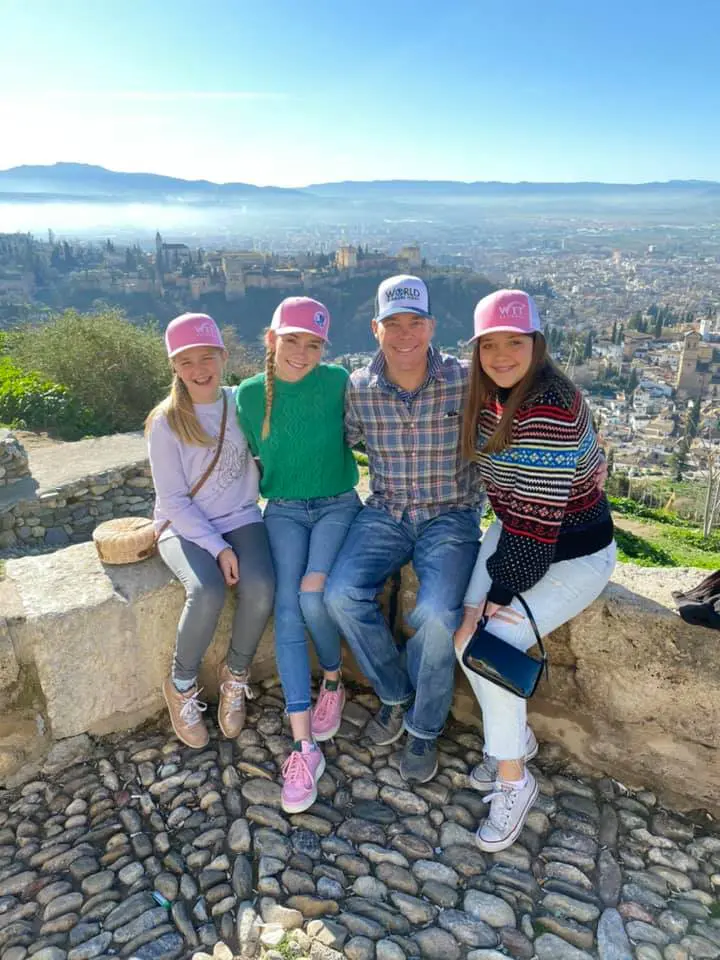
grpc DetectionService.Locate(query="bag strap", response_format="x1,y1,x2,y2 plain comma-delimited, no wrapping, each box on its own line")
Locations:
155,389,229,540
481,593,549,676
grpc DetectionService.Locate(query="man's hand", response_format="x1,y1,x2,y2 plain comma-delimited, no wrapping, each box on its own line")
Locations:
218,547,239,586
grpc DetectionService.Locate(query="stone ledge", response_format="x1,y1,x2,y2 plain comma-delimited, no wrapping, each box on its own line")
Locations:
1,543,719,812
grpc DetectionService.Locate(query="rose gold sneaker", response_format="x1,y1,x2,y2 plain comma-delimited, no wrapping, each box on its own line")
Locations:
217,662,254,739
162,678,209,749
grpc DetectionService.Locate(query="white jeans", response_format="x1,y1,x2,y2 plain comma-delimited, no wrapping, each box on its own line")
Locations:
456,520,616,760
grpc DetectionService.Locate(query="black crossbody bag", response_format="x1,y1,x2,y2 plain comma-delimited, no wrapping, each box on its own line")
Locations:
461,594,549,699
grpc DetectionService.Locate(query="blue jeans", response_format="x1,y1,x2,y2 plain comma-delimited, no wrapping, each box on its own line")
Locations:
264,490,362,713
325,505,480,740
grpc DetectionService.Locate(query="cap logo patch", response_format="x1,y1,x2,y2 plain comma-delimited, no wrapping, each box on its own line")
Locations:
194,321,215,337
385,286,422,303
498,300,528,320
314,311,326,328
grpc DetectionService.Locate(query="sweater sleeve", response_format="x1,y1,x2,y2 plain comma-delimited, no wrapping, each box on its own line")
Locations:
486,411,582,605
147,417,228,559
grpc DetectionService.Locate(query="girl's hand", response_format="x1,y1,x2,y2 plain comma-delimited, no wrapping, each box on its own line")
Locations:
454,604,484,652
218,547,239,586
485,601,524,624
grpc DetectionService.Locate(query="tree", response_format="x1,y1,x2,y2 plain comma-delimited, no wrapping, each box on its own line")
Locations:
611,320,618,344
583,330,593,360
694,428,720,537
11,307,170,434
221,327,262,384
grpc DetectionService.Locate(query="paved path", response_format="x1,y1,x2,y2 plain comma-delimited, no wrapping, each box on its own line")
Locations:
0,683,718,960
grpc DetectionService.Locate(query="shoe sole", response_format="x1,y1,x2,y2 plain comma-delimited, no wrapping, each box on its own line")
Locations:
218,717,244,740
281,753,327,814
474,778,539,852
400,758,439,784
469,737,540,793
312,692,346,743
163,684,209,750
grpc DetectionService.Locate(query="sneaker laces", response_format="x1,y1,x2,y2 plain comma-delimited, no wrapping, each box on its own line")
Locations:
314,684,342,723
179,689,208,727
220,674,255,710
281,749,314,790
482,780,519,832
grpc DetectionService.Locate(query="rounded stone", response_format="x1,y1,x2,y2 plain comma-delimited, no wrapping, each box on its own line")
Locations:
345,936,375,960
463,891,516,928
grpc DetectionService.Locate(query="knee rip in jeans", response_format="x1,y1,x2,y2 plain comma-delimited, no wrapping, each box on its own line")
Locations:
300,572,326,594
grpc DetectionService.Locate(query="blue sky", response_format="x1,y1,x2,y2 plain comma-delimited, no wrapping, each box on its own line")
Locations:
0,0,718,185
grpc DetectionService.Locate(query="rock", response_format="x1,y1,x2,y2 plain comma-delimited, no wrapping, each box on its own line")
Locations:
241,779,283,808
375,864,419,895
259,899,303,930
66,932,113,960
678,936,720,958
412,927,461,960
625,921,670,947
353,876,388,901
227,819,251,854
541,893,600,924
598,849,622,907
411,860,459,889
309,942,345,960
596,908,632,960
376,940,405,960
316,877,345,900
437,910,498,948
112,907,168,944
535,915,594,950
463,891,516,928
379,788,429,817
235,901,261,958
231,855,253,901
534,933,594,959
127,932,184,960
345,936,375,960
390,893,437,926
306,919,348,949
339,913,385,940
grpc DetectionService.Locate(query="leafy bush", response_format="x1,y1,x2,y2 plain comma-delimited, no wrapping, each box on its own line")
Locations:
614,528,675,566
0,357,94,439
10,308,170,435
609,496,688,528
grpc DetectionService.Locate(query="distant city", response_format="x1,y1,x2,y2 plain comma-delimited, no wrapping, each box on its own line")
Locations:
1,163,719,488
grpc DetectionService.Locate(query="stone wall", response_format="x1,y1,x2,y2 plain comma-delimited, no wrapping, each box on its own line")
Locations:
0,429,30,486
0,432,153,552
1,543,719,815
0,462,154,551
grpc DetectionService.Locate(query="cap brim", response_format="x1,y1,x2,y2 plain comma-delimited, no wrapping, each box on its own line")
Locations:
375,305,432,323
273,325,330,342
168,341,225,358
467,325,542,344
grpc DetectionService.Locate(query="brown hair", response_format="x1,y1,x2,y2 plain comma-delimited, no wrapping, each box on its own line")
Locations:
261,330,276,440
145,359,219,447
462,334,569,459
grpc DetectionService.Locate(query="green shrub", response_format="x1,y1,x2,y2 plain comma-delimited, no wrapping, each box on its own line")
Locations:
614,528,675,566
10,308,170,435
609,496,688,527
0,357,94,439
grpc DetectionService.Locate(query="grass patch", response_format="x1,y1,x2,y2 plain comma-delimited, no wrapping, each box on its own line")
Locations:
609,495,690,528
353,450,369,467
614,522,720,569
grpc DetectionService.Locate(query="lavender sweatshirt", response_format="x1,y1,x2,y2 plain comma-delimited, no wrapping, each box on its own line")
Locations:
148,386,261,557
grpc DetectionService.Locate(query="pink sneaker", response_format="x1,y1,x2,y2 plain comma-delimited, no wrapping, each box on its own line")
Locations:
281,741,326,814
311,680,346,741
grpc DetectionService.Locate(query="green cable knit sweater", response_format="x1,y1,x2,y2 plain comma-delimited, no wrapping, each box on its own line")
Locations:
235,364,359,501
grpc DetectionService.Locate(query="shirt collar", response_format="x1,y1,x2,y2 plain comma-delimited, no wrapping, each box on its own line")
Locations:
368,345,444,388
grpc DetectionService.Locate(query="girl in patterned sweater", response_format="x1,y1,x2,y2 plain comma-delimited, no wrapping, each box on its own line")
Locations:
454,289,616,852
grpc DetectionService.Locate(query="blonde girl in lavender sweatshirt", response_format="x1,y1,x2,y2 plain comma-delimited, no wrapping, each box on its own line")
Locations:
146,313,275,749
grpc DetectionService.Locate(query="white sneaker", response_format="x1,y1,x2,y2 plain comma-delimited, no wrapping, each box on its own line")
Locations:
469,727,538,793
475,771,539,852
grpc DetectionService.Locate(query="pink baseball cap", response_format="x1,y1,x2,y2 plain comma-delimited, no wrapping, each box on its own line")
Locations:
470,290,542,342
165,313,225,358
270,297,331,342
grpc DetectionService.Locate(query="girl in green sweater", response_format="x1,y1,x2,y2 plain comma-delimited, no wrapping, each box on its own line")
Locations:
236,297,360,813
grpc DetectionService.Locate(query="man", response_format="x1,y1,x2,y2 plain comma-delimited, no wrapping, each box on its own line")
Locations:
325,274,483,783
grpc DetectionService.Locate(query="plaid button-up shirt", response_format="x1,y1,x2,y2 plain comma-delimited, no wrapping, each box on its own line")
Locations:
345,347,484,523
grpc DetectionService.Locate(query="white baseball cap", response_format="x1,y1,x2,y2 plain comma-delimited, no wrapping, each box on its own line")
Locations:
375,274,431,323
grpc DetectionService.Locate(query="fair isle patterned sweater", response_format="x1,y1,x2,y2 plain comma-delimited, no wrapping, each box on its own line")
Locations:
476,367,614,606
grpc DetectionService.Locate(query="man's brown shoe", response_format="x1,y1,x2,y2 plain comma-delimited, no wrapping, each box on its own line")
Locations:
217,662,254,739
163,678,209,749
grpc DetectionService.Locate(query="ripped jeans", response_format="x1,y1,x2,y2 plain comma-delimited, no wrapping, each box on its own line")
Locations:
264,491,362,713
457,519,616,759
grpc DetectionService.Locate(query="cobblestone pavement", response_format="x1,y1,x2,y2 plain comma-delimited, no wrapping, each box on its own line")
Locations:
1,681,719,960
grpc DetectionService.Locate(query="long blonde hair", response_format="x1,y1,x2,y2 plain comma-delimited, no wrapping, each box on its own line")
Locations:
261,330,276,440
462,334,570,458
145,366,216,446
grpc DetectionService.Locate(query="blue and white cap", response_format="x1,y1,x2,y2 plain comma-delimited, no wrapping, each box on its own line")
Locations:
375,274,431,323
